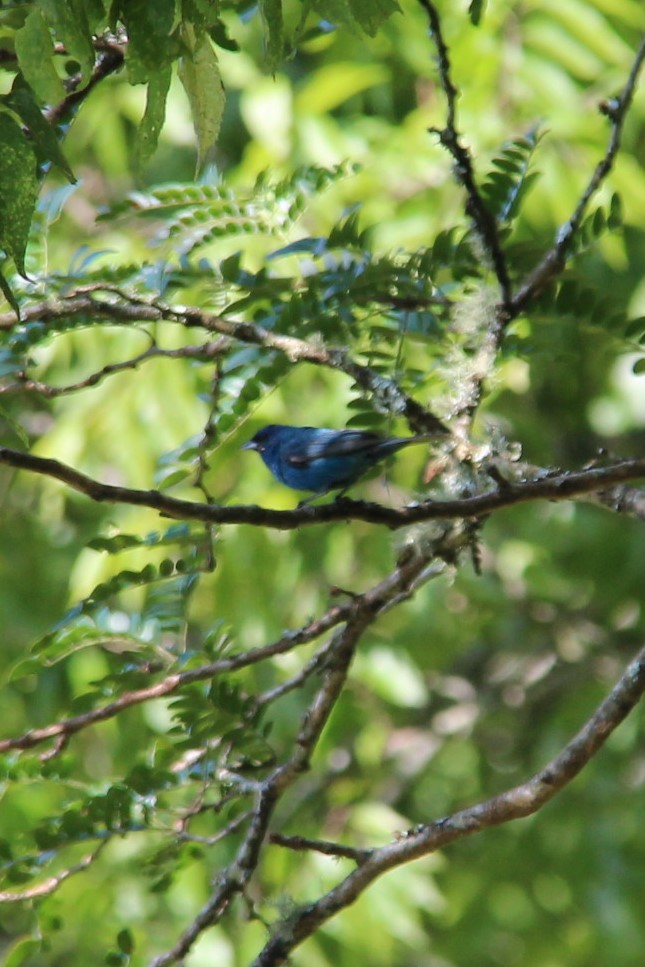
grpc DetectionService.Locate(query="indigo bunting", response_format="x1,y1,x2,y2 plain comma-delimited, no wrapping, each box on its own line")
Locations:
242,424,431,501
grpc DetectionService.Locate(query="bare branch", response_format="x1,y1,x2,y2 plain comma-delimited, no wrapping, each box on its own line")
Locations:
0,291,449,436
177,810,253,847
510,34,645,315
592,483,645,521
255,641,335,708
0,842,107,904
1,444,643,531
268,833,370,864
252,643,645,965
44,43,125,129
0,339,228,398
419,0,512,309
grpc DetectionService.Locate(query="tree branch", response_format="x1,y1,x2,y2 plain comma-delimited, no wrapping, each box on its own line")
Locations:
0,549,434,755
268,833,370,864
0,339,229,398
510,33,645,315
0,841,107,903
149,618,375,965
592,483,645,521
149,549,438,965
44,42,125,129
252,642,645,965
0,291,449,436
419,0,512,310
1,444,643,530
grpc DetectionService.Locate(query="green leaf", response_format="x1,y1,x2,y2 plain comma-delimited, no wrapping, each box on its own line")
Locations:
591,206,606,236
155,466,193,489
607,191,623,229
4,937,42,967
117,928,135,955
259,0,284,73
84,0,110,31
208,18,240,52
468,0,487,25
625,316,645,340
88,524,193,554
0,403,29,444
14,7,66,104
312,0,401,36
632,357,645,375
0,269,21,318
0,114,38,276
124,0,178,84
7,81,76,182
481,130,542,224
38,0,95,82
353,0,403,36
104,953,127,966
178,24,225,172
135,65,172,169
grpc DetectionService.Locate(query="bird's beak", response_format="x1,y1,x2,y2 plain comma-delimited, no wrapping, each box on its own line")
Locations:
241,440,257,451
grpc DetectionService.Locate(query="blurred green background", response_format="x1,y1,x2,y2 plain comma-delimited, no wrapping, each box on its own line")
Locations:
1,1,644,964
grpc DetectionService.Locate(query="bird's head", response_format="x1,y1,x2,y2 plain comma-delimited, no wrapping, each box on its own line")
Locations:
241,425,283,453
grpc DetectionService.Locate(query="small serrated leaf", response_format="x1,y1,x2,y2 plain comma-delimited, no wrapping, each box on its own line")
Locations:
8,81,75,182
178,24,225,172
135,65,172,169
0,115,38,276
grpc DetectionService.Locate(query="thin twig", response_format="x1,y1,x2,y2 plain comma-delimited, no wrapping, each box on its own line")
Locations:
0,841,107,903
510,34,645,316
419,0,512,309
0,339,228,397
44,43,125,129
255,641,334,708
0,291,450,436
268,833,371,865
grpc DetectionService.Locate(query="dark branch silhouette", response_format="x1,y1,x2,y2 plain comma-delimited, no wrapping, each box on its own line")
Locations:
1,444,643,529
419,0,512,310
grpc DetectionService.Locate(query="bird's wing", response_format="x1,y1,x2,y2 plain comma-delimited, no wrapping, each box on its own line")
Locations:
286,430,383,466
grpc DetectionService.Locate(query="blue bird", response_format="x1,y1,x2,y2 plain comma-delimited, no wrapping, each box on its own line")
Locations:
242,424,431,503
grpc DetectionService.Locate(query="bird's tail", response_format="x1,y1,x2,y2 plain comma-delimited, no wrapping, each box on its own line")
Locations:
382,433,438,455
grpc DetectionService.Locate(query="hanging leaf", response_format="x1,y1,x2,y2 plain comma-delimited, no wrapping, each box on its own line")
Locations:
14,7,66,104
178,23,225,172
135,65,172,169
0,114,38,276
